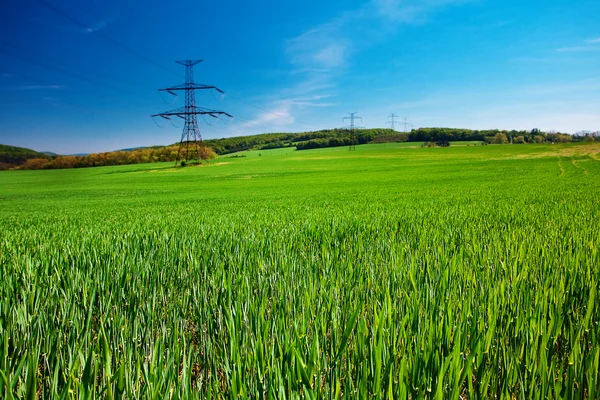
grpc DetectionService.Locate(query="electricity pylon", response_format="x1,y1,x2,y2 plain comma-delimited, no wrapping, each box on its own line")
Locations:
402,117,411,132
152,60,232,166
343,112,362,151
387,113,399,131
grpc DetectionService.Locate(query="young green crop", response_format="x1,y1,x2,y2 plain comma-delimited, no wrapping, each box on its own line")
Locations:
0,142,599,398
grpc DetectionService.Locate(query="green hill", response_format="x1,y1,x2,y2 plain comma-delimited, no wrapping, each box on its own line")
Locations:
0,144,50,170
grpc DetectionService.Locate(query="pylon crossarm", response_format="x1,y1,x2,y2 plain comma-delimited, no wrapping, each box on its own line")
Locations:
176,60,203,66
159,84,223,92
152,111,231,118
152,107,232,118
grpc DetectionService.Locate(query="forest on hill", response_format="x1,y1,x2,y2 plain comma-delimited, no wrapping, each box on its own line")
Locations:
0,144,51,170
408,128,594,144
0,144,217,171
203,128,406,153
205,127,596,152
1,128,597,170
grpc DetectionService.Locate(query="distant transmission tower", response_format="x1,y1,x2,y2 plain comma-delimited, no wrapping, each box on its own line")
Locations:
402,117,411,132
343,112,362,151
152,60,232,166
387,113,399,131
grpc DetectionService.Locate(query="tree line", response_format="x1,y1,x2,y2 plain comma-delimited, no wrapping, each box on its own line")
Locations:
3,145,216,171
409,128,598,144
203,129,405,153
295,129,409,150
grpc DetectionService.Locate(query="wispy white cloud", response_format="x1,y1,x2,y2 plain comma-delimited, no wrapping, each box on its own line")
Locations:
84,16,118,33
306,94,334,101
283,26,345,127
312,43,348,68
556,37,600,53
289,68,332,75
372,0,471,23
556,46,600,53
241,103,294,128
2,85,63,91
239,95,335,129
285,94,336,107
284,73,335,95
286,18,353,69
509,56,574,63
21,85,62,90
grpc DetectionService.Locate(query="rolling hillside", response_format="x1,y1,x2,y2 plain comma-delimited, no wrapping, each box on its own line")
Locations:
0,144,50,170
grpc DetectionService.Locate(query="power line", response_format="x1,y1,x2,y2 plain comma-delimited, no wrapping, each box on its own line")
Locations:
34,0,181,78
0,44,148,104
0,68,149,116
0,43,159,109
0,69,153,121
0,41,154,94
0,68,61,88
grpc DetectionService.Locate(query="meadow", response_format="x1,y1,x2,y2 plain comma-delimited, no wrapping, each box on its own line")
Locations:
1,142,599,398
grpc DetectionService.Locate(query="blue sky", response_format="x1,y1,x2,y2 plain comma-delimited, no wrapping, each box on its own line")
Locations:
0,0,599,154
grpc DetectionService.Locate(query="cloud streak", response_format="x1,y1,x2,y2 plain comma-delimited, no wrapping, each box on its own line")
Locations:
239,95,335,130
556,46,600,53
372,0,471,22
0,84,63,91
17,85,63,90
286,20,352,69
84,16,118,33
240,103,295,128
556,37,600,53
284,94,336,108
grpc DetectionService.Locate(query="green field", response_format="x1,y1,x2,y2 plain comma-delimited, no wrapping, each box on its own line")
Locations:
1,142,599,398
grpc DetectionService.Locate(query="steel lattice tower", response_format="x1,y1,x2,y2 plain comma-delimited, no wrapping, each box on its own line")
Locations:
343,112,362,151
152,60,232,166
387,113,399,131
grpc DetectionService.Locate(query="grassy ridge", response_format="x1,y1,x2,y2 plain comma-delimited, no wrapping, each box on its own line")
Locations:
0,144,49,169
1,143,599,398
